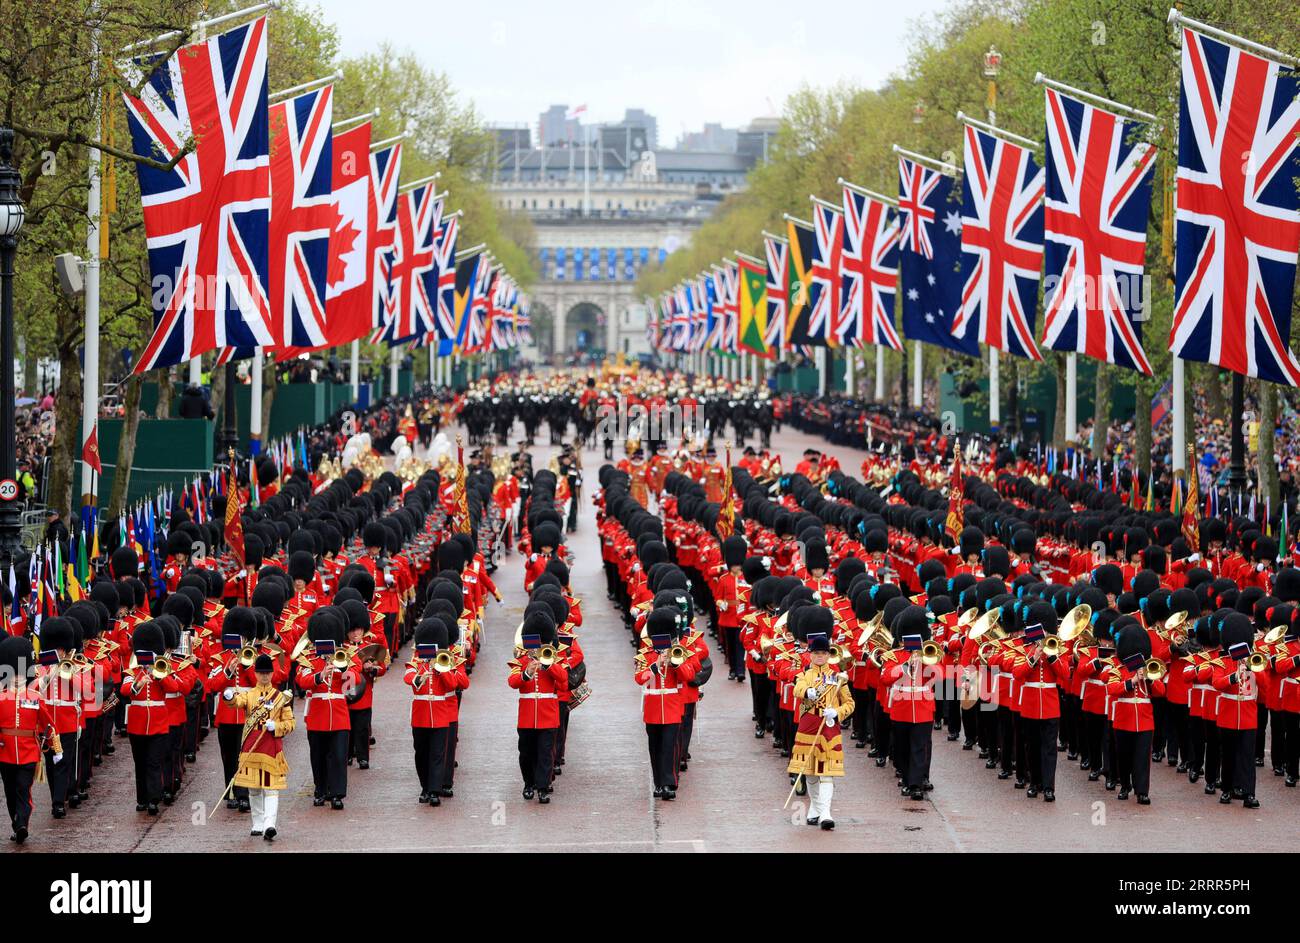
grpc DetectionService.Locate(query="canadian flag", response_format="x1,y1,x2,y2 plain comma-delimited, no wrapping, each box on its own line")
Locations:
323,121,372,344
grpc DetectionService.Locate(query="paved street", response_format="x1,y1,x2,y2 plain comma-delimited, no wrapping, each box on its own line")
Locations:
12,420,1296,854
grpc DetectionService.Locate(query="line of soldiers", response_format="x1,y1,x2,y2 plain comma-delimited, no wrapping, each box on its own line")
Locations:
0,396,519,843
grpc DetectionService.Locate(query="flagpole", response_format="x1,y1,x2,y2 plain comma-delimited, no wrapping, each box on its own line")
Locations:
875,346,886,400
349,338,359,401
249,350,262,456
1065,351,1078,446
912,341,923,408
389,347,399,396
81,9,103,512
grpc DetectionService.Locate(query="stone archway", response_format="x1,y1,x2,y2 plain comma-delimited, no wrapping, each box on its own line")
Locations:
564,302,605,355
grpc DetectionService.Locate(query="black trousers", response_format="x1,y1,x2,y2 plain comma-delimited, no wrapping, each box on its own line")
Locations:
872,698,891,757
996,706,1016,775
45,731,77,805
76,718,94,790
349,707,372,763
961,704,981,747
1083,710,1108,775
943,692,962,737
183,703,202,754
1254,703,1268,763
163,724,183,792
444,721,458,789
679,702,696,760
0,762,36,831
725,628,743,677
1151,698,1167,755
556,704,571,764
1284,711,1300,779
1269,708,1286,772
1219,728,1257,797
977,701,998,755
307,729,350,799
1020,717,1059,789
128,733,168,805
646,722,679,789
850,686,869,741
1060,694,1080,754
1113,729,1153,795
412,726,452,795
895,720,933,789
517,727,556,791
1164,703,1188,765
749,671,772,729
217,723,249,802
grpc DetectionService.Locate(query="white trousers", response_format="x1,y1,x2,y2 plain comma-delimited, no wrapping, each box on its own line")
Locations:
807,775,834,821
249,789,279,833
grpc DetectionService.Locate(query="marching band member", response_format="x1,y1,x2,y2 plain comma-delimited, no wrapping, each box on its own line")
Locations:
406,617,468,806
222,654,295,840
508,611,568,803
1011,602,1069,801
0,636,61,843
636,607,697,800
1105,622,1163,804
121,622,183,815
881,606,935,801
295,608,360,810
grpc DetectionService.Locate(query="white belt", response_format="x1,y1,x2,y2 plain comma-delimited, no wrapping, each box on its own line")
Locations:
1281,678,1300,686
164,692,181,699
1021,682,1057,689
1219,693,1253,702
48,699,81,708
130,700,166,708
643,687,678,696
1081,678,1105,688
413,694,455,702
1115,697,1150,705
894,685,928,694
519,692,558,700
1193,683,1215,692
310,693,345,701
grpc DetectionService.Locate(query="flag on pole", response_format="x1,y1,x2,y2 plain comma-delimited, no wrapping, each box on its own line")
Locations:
322,120,373,346
368,141,403,333
1169,24,1300,386
839,184,902,350
945,451,964,543
737,254,771,357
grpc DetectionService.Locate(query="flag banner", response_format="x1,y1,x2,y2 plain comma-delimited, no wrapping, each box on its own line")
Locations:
718,260,740,356
322,121,373,346
452,250,483,353
384,186,439,343
433,214,459,356
951,124,1046,360
840,184,902,350
269,85,334,349
704,271,723,352
1169,25,1300,386
1040,87,1155,374
121,16,273,372
808,201,845,346
763,235,789,353
897,156,979,356
785,217,818,347
368,141,403,332
1151,378,1172,428
737,254,771,357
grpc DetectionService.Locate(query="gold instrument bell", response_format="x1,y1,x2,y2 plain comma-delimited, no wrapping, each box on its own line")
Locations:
1247,650,1270,673
1057,604,1093,643
1143,658,1168,682
967,608,1004,641
151,658,173,681
433,650,457,673
239,645,259,669
920,640,943,666
667,644,690,667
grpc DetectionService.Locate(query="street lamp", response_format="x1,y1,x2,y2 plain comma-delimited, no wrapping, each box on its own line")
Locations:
0,128,27,569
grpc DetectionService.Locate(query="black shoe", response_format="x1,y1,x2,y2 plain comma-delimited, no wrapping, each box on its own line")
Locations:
997,770,1012,780
1105,780,1116,791
1255,757,1265,767
819,817,835,830
13,826,27,844
1043,790,1055,802
357,760,369,770
1068,752,1079,762
678,760,688,772
1189,769,1201,783
428,795,441,807
418,792,429,804
136,803,146,812
1274,767,1285,777
978,749,990,759
554,766,563,777
755,726,766,739
806,815,820,826
369,737,376,745
1286,777,1297,787
1117,788,1129,801
67,796,80,809
147,803,159,816
962,741,975,751
933,720,943,730
1137,794,1151,806
986,759,998,770
330,799,344,810
874,757,887,768
910,788,924,800
263,827,277,841
51,804,66,819
238,798,251,813
1026,786,1039,798
104,743,116,755
1087,771,1101,782
922,780,934,791
1205,782,1218,795
1219,791,1233,803
855,740,866,748
1176,761,1188,773
162,792,175,806
867,748,883,758
523,788,536,800
1014,779,1026,789
1152,751,1164,763
538,792,551,804
226,798,239,810
439,788,453,798
660,788,675,801
313,797,326,807
947,734,959,741
1167,757,1179,767
652,787,663,798
250,829,263,837
794,778,807,796
1243,796,1260,809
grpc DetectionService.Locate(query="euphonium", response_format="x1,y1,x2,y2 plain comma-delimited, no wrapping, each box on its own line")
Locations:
1159,611,1191,645
1057,604,1094,643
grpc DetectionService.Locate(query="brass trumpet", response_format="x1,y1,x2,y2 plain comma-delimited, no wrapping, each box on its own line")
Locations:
1247,651,1270,673
828,644,848,667
537,644,559,667
150,658,173,681
920,640,943,667
328,648,352,671
667,644,690,667
239,645,259,669
1143,658,1168,682
1042,635,1063,658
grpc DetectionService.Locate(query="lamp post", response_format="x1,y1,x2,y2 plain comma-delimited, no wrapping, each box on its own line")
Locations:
0,129,27,570
219,361,239,459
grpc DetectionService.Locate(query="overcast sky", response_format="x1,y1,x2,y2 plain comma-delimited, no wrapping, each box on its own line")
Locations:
315,0,953,145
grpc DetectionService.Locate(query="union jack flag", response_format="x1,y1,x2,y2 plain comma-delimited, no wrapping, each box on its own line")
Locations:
368,142,403,332
121,17,273,372
898,159,941,258
268,86,334,349
383,186,439,343
764,235,788,353
952,124,1046,361
840,185,902,350
1170,26,1300,386
1040,88,1155,374
691,278,708,352
808,201,844,345
433,213,459,355
704,269,724,352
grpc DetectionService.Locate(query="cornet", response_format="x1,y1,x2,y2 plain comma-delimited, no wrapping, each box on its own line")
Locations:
1142,658,1168,682
666,644,690,667
919,640,943,666
1042,635,1063,658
